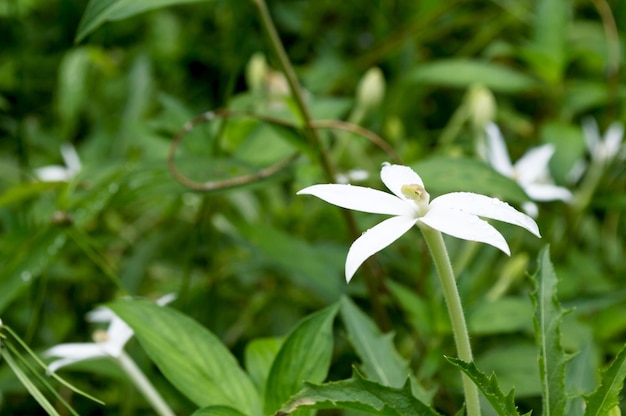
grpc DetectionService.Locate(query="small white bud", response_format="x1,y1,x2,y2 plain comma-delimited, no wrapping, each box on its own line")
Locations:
245,52,268,93
467,84,496,129
356,67,385,112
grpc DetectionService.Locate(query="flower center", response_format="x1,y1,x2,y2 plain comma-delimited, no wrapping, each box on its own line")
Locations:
401,184,430,214
92,329,110,343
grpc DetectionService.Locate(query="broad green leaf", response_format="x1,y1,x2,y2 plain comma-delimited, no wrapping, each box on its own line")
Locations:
411,157,529,204
468,297,533,335
75,0,211,43
108,300,262,416
340,296,410,387
446,357,527,416
0,181,64,207
192,406,248,416
406,59,538,93
278,372,442,416
56,47,92,139
244,337,284,397
584,343,626,416
476,343,541,398
238,223,344,302
263,303,339,414
530,246,567,416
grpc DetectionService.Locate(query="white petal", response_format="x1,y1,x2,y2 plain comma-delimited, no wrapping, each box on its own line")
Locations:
345,215,418,282
45,343,106,361
430,192,541,237
48,357,90,373
515,144,554,184
298,184,415,216
87,307,116,323
104,317,134,357
521,201,538,218
60,144,82,174
602,122,624,160
419,209,510,255
523,183,572,202
582,117,600,154
157,293,177,306
485,123,514,176
35,166,71,182
380,163,424,200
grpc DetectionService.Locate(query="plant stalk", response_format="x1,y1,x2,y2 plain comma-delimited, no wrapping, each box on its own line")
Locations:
418,223,481,416
117,351,175,416
251,0,390,329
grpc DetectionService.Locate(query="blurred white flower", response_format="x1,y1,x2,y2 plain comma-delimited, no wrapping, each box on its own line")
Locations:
35,144,82,182
335,169,370,184
298,163,540,282
582,117,624,165
45,294,176,372
485,123,572,216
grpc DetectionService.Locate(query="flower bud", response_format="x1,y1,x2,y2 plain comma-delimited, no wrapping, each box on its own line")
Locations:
356,67,385,112
245,52,268,93
467,84,496,130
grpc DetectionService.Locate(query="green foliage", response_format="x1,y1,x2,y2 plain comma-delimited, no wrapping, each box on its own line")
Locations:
191,406,248,416
278,371,442,416
108,300,262,415
264,303,339,414
530,247,568,416
75,0,212,42
446,357,527,416
584,343,626,416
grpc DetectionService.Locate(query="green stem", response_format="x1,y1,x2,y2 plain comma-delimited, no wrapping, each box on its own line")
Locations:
418,223,481,416
251,0,390,330
117,351,175,416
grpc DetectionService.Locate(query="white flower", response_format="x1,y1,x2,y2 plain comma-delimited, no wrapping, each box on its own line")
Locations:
582,117,624,165
298,163,540,282
45,294,176,372
335,169,370,184
35,144,82,182
485,123,572,216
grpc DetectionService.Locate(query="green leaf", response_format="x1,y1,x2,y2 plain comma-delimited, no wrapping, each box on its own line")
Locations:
238,223,344,302
406,59,538,93
446,357,525,416
75,0,211,43
411,157,529,204
530,0,569,83
107,300,262,416
468,297,534,335
244,337,284,397
340,296,410,387
584,343,626,416
278,371,442,416
530,246,567,416
263,303,339,414
191,406,248,416
0,229,68,313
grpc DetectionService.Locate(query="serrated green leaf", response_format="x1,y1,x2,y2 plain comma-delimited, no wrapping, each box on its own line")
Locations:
412,157,529,204
446,357,523,416
278,371,442,416
75,0,211,43
406,59,538,93
108,300,262,416
530,246,567,416
584,343,626,416
191,406,248,416
340,296,410,387
264,303,339,415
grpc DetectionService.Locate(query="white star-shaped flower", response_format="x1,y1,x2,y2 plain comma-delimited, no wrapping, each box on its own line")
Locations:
35,144,82,182
485,123,572,216
298,163,540,282
582,117,624,165
45,294,176,372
